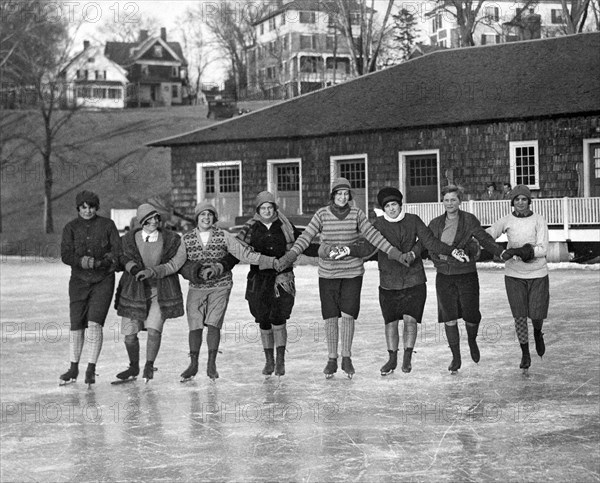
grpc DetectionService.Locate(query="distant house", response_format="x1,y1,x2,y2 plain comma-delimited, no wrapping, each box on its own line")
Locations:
59,41,128,109
105,28,188,107
246,0,365,99
148,33,600,228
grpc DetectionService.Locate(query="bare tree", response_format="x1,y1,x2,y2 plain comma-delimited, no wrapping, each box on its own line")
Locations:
1,1,77,233
332,0,396,75
559,0,593,33
96,10,160,42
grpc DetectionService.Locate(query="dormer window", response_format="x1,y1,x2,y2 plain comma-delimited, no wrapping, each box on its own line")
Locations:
153,45,163,57
88,57,95,63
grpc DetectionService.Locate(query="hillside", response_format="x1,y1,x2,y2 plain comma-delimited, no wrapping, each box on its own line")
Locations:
0,101,279,256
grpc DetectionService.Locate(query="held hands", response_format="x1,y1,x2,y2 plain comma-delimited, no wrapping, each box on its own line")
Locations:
201,263,224,280
274,251,298,272
451,248,470,263
135,268,154,281
398,251,416,267
329,246,350,260
501,244,534,262
80,256,95,269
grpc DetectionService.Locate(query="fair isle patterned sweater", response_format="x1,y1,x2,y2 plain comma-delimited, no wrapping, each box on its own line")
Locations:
182,227,262,289
290,205,395,279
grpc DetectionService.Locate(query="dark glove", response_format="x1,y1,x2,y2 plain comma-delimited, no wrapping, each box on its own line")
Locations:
94,256,112,269
275,251,298,271
130,265,142,277
513,243,535,262
465,239,481,261
201,263,224,280
398,251,416,267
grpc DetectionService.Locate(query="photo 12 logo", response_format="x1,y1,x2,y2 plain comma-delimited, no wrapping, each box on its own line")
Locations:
2,2,141,25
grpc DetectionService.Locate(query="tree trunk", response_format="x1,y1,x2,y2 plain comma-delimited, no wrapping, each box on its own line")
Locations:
43,152,53,233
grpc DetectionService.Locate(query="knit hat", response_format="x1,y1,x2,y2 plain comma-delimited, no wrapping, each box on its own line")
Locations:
255,191,278,212
137,203,159,226
510,184,532,205
377,187,403,208
194,201,218,221
75,190,99,208
331,177,351,194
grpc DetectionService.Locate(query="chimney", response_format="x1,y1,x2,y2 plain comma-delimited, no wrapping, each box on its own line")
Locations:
161,27,167,41
83,40,90,50
139,29,148,42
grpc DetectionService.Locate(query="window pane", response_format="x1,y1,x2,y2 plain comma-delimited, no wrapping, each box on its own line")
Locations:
515,145,537,185
594,147,600,178
408,156,437,186
277,165,300,191
339,160,366,189
205,170,215,194
219,168,239,193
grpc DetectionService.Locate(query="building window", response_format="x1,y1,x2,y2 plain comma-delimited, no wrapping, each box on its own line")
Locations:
269,17,276,31
350,12,360,25
142,65,149,77
551,9,565,24
260,23,264,35
339,160,366,189
172,67,178,77
484,6,499,21
76,70,82,79
205,170,215,194
88,57,95,63
432,13,443,31
281,13,286,25
326,35,335,50
594,145,600,178
172,84,178,98
409,156,437,187
219,168,239,193
481,34,500,45
299,11,316,23
108,88,121,99
283,34,289,51
510,141,540,189
300,34,316,49
277,165,300,191
300,56,322,73
153,45,163,57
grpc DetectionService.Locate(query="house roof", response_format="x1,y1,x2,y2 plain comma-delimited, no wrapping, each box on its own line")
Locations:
61,45,128,79
105,38,187,67
149,33,600,147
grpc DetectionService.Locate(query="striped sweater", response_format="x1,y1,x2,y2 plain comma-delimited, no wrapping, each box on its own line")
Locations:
290,205,395,279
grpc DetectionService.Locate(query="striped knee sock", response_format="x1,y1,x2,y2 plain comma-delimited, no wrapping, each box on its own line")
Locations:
324,317,339,359
340,315,355,358
514,317,528,344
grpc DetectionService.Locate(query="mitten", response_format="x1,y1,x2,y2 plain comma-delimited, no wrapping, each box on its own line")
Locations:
201,263,224,280
451,248,470,263
276,251,298,271
318,243,334,259
398,251,416,267
258,255,276,270
80,256,95,269
387,247,403,262
501,249,515,261
513,243,535,262
331,246,350,260
130,265,142,277
465,239,481,261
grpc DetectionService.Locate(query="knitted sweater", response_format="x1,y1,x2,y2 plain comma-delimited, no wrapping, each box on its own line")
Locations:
290,205,395,279
181,227,262,289
487,212,549,279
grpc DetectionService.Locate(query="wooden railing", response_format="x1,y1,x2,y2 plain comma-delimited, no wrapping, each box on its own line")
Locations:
401,197,600,243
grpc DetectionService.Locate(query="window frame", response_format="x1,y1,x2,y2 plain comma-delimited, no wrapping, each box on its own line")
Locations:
509,140,540,190
267,158,303,214
330,153,369,210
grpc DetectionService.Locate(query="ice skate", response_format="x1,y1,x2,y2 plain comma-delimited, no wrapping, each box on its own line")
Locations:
112,363,139,384
262,349,275,377
143,362,155,383
323,358,338,379
341,356,355,379
59,363,79,386
274,347,285,377
448,344,461,375
380,350,398,376
207,350,219,380
468,337,480,363
534,329,545,358
85,363,96,388
180,352,199,382
401,348,414,374
520,343,531,374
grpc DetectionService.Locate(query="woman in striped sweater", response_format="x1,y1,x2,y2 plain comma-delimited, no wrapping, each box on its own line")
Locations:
277,178,407,379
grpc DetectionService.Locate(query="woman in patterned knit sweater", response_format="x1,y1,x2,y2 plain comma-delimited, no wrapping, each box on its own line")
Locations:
179,201,276,381
277,178,409,379
114,203,187,383
486,185,548,372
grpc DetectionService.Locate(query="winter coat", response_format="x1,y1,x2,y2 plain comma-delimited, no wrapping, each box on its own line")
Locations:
115,229,184,321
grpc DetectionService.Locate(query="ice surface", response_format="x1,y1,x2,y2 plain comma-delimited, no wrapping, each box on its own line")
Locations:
1,259,599,482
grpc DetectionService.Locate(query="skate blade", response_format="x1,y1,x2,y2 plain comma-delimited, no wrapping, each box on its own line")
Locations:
450,370,459,375
344,373,354,379
325,373,335,379
521,368,530,376
401,367,412,373
59,379,76,386
380,370,394,376
111,378,136,385
180,376,196,383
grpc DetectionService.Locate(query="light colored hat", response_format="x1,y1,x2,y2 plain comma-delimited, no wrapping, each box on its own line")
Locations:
510,185,532,205
255,191,278,212
137,203,159,225
331,177,351,194
194,201,218,221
